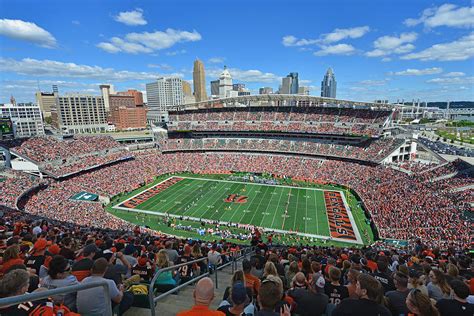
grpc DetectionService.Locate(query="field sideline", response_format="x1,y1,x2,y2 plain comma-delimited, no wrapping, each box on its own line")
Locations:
112,176,364,244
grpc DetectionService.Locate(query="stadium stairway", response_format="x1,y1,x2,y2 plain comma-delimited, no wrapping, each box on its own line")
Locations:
124,262,238,316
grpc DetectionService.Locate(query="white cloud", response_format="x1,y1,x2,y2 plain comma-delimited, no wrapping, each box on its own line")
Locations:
114,8,147,26
391,67,443,76
208,57,225,64
166,49,187,56
322,26,370,43
0,19,57,48
0,57,183,81
282,26,369,48
443,72,465,77
366,32,417,58
426,76,474,85
148,63,173,71
314,44,355,56
97,28,201,54
281,35,319,47
208,67,280,83
401,32,474,61
404,4,474,28
356,79,389,86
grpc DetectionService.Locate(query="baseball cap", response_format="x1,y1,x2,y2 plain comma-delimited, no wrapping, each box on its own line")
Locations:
231,282,248,305
138,255,148,266
48,244,61,255
33,238,50,251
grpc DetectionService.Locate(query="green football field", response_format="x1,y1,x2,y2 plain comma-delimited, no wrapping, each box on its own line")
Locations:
112,176,363,244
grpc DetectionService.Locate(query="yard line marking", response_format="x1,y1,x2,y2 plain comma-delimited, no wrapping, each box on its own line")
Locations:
270,188,285,228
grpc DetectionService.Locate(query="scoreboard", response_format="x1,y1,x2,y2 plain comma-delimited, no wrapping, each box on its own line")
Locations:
0,118,13,136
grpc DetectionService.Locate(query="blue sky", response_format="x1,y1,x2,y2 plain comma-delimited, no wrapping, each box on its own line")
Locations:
0,0,473,103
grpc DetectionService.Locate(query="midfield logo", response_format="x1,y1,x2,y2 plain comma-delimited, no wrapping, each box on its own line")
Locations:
224,194,248,204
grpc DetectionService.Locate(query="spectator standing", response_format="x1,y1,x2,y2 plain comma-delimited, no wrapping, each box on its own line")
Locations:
436,280,474,316
385,272,410,316
324,267,349,306
243,259,261,296
287,272,329,316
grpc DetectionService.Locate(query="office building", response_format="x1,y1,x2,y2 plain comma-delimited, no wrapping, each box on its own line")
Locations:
117,89,144,106
52,94,108,134
193,59,208,102
0,103,45,138
99,84,115,112
35,92,57,119
259,87,273,94
280,72,299,94
321,68,337,98
146,77,184,122
110,107,147,130
183,81,195,104
210,80,220,97
298,86,310,95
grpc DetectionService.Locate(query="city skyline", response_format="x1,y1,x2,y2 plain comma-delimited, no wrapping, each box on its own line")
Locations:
0,0,473,103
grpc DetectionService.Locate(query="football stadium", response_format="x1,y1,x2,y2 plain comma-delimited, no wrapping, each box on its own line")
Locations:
0,95,472,315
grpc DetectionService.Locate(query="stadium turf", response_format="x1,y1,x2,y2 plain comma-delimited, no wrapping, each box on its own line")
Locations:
112,176,363,243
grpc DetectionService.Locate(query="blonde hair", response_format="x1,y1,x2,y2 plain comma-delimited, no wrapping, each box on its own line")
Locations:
156,249,170,268
263,261,278,278
447,264,459,278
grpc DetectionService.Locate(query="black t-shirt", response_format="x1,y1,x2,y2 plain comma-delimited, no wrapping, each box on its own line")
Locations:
59,247,75,260
24,254,45,275
324,283,349,306
177,255,194,278
287,288,329,316
0,298,47,316
436,298,474,316
385,289,410,315
217,305,248,316
332,298,391,316
371,272,395,293
131,263,153,281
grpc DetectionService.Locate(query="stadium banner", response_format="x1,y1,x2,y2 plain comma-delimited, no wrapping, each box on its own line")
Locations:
324,191,357,240
383,238,408,247
70,191,99,202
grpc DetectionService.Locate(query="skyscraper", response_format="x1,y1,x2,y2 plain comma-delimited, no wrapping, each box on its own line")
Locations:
146,77,184,122
279,72,299,94
218,66,238,98
210,80,219,97
193,59,207,102
321,68,337,98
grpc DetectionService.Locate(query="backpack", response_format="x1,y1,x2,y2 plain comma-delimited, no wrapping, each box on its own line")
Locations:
29,302,80,316
129,284,149,295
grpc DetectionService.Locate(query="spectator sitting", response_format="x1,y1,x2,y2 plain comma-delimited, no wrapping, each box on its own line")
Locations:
385,271,410,316
287,272,329,316
0,269,44,315
155,249,178,288
131,254,154,282
332,274,390,316
40,255,79,311
436,279,474,316
310,261,326,294
77,258,133,316
243,259,261,296
256,278,286,316
345,269,360,299
165,240,179,264
24,238,49,276
71,243,99,281
0,245,24,274
177,277,224,316
218,281,252,316
285,261,299,290
406,289,440,316
208,244,222,270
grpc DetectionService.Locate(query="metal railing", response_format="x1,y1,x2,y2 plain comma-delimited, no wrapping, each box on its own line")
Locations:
0,280,113,315
149,247,255,316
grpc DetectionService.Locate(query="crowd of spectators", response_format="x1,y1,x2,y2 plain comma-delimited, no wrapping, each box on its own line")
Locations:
0,171,44,209
0,202,472,316
161,137,404,162
168,107,391,137
8,136,131,178
1,149,471,251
